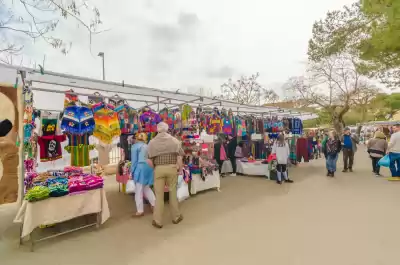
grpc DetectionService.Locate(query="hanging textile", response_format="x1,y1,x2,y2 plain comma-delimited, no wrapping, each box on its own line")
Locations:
222,117,233,135
296,137,309,162
236,117,247,137
38,134,66,162
61,105,95,135
37,112,66,162
92,102,121,144
115,103,139,135
64,89,78,107
189,110,198,131
64,133,95,167
291,118,303,135
87,92,103,108
207,108,221,135
139,107,161,133
159,108,174,129
181,104,192,129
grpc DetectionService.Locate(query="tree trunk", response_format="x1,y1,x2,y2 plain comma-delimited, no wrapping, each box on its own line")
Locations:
331,112,345,134
332,117,344,134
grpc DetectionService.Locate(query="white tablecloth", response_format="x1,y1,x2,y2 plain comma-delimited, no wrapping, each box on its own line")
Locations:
221,160,233,174
236,160,269,177
191,171,220,195
14,189,110,238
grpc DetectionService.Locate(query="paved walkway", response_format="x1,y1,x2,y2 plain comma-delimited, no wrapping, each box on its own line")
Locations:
1,146,400,265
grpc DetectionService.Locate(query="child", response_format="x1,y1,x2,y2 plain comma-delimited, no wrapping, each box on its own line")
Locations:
272,134,293,184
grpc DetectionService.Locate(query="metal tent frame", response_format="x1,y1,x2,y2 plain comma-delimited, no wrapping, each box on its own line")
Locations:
0,63,317,119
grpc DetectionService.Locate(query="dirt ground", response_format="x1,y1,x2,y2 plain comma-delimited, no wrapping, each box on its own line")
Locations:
1,146,400,265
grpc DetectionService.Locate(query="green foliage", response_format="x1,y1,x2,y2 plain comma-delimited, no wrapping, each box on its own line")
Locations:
308,1,400,87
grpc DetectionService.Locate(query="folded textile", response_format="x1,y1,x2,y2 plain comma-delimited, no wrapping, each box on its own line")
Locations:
24,186,50,202
47,177,69,197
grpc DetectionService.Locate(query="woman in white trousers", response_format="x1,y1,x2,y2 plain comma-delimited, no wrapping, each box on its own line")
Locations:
131,133,156,217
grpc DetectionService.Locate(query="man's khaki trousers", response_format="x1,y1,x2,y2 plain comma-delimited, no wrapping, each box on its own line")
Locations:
153,164,180,225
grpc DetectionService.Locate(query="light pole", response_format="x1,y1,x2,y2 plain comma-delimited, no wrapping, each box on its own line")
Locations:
98,52,105,80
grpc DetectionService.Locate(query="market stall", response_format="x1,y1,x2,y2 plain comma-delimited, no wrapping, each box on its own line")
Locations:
0,63,317,248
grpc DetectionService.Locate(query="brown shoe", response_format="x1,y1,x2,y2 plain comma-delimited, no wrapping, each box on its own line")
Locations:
152,220,163,229
172,215,184,224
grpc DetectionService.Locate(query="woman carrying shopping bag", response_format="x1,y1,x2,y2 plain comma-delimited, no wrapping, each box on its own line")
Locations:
324,131,341,177
131,133,156,217
271,134,294,184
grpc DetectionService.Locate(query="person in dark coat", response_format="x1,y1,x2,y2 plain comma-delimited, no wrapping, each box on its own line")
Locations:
227,134,237,176
214,138,228,175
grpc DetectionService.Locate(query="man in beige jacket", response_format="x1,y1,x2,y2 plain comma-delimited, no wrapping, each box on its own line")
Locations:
148,122,184,228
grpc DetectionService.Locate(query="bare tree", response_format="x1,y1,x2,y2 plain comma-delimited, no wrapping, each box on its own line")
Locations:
284,55,376,132
0,0,102,62
220,72,280,105
264,89,279,104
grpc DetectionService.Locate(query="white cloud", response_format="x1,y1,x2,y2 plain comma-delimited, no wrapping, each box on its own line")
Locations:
2,0,355,96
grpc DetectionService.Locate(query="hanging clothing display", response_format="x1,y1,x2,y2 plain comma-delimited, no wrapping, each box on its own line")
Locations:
38,134,66,162
291,118,303,135
181,104,192,129
159,108,174,129
236,117,247,137
61,105,95,135
208,114,221,134
139,107,161,133
38,113,66,162
115,103,139,135
222,117,233,135
92,102,121,144
296,137,309,162
64,134,95,167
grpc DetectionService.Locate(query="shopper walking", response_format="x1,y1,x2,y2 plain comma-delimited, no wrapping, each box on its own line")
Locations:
324,130,341,177
388,123,400,178
340,127,359,172
367,131,387,176
272,134,293,184
130,133,156,217
227,134,237,176
148,122,184,228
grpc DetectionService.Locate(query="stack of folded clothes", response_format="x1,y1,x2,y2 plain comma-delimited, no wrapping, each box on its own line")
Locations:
47,177,69,197
84,175,104,190
24,186,51,202
68,176,87,194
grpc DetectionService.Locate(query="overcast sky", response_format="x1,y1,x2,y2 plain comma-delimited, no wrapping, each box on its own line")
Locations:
6,0,355,96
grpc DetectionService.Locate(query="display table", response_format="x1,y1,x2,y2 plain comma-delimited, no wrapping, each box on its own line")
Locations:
236,160,270,178
221,160,233,174
190,171,220,195
14,189,110,250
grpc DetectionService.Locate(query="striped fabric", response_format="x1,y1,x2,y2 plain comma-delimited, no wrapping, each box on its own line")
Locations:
65,134,94,167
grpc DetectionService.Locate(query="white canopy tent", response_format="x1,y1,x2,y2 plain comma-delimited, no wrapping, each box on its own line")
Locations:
0,63,317,120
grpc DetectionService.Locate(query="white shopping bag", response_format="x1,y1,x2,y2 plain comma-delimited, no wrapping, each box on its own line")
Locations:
177,175,189,202
125,179,136,194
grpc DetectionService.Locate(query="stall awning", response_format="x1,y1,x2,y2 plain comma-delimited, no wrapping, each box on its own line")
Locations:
0,63,318,120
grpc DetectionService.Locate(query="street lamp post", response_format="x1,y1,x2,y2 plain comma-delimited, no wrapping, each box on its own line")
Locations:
98,52,105,80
